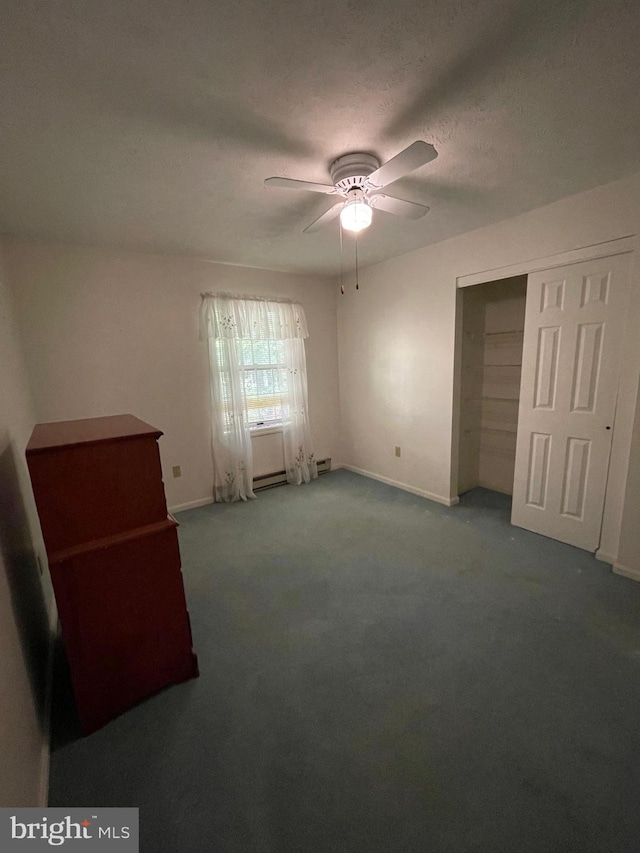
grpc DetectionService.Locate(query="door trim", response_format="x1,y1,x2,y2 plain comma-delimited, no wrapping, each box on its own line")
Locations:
456,235,636,289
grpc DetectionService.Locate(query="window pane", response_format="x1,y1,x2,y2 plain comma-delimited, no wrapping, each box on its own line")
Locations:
243,368,257,397
274,367,287,394
256,369,273,396
240,339,253,366
253,340,270,365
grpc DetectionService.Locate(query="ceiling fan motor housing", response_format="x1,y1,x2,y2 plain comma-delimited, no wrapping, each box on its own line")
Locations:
330,153,380,193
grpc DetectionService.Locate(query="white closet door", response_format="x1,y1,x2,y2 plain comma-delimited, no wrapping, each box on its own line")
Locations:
511,253,631,551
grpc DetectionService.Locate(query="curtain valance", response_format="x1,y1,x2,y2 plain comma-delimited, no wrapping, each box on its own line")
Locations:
201,293,309,341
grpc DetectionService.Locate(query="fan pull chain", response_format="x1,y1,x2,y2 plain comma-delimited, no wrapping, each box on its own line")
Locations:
355,232,359,290
339,221,345,295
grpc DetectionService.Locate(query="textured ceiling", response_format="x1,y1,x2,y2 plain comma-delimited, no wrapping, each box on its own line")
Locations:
1,0,640,275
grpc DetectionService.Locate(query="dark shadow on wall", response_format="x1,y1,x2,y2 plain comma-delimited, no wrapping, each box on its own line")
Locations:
48,636,82,750
0,438,50,725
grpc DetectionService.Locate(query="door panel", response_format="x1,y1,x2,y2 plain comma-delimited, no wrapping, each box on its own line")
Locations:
511,253,631,551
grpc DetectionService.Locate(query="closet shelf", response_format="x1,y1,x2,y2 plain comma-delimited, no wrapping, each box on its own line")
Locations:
463,425,518,435
480,423,518,434
482,364,522,370
480,425,517,433
464,361,522,376
465,396,520,403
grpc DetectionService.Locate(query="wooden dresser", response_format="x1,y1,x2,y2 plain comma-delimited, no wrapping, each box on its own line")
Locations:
26,414,198,734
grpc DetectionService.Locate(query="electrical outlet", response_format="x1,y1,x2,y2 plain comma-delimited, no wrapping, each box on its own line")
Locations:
395,446,401,458
172,465,182,478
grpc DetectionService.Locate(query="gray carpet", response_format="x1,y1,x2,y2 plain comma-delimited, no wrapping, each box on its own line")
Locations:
48,470,640,852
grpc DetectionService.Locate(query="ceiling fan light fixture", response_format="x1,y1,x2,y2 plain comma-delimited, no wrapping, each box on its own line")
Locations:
264,141,437,234
340,194,372,233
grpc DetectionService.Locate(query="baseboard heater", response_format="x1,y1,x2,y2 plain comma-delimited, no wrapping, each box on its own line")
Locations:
253,458,332,491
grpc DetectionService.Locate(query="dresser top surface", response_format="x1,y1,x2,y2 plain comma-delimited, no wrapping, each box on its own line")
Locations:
27,414,162,453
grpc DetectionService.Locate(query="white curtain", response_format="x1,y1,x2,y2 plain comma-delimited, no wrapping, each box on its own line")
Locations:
283,337,317,485
201,297,255,502
201,293,317,502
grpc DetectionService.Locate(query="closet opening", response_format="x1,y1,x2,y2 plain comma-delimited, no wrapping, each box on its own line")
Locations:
457,274,528,497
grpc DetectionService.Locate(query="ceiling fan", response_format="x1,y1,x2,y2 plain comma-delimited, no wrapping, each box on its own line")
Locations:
264,141,437,234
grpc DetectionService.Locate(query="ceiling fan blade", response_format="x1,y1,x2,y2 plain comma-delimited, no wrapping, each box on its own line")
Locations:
366,141,437,189
303,202,344,233
369,194,430,219
265,176,338,194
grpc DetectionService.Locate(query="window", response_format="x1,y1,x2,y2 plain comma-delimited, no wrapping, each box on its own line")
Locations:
202,293,317,499
237,338,288,429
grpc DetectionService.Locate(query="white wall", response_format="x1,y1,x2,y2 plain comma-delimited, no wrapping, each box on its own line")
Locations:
0,248,52,806
616,378,640,577
4,242,341,510
337,170,640,566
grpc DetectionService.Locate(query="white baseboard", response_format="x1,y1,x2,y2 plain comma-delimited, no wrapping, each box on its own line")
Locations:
595,549,616,565
169,496,214,514
169,464,458,511
340,465,459,506
613,563,640,583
